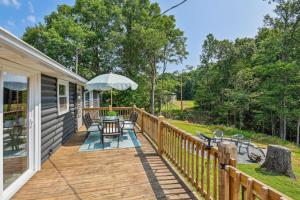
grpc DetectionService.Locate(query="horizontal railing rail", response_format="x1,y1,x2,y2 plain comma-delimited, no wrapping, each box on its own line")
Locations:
83,106,291,200
83,106,132,119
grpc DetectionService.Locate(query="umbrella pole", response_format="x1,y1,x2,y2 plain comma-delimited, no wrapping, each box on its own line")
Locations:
110,89,113,108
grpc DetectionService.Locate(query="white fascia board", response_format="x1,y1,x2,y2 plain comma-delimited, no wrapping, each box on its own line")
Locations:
0,27,87,84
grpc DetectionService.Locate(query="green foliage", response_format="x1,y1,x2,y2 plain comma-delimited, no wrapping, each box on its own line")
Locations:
190,0,300,144
107,111,117,117
22,0,187,111
4,115,17,121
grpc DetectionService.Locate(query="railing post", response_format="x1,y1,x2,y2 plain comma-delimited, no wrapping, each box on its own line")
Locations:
141,108,145,133
109,105,112,111
157,115,165,155
218,142,237,200
132,104,136,116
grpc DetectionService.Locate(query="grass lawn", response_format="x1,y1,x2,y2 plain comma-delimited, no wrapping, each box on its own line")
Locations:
168,119,300,199
162,100,196,111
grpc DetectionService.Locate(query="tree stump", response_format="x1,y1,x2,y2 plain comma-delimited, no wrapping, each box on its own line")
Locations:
261,145,296,179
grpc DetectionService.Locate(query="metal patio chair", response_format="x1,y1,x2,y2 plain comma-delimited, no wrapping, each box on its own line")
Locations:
100,119,121,146
212,129,224,143
121,112,138,138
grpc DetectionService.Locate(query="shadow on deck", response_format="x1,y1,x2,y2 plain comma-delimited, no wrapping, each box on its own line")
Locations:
12,128,199,200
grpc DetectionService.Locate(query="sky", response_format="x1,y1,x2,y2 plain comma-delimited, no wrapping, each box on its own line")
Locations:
0,0,276,72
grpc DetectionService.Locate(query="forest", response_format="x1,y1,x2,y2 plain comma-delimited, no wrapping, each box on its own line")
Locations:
22,0,300,145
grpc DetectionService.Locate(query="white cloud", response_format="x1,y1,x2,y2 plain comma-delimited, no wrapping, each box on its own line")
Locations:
27,15,36,23
28,1,34,13
0,0,20,9
7,20,15,27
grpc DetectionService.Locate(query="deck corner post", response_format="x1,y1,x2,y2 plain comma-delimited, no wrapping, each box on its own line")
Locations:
141,108,145,133
157,115,165,155
218,142,237,200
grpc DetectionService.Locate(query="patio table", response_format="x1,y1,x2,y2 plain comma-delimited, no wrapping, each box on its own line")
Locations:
100,116,124,123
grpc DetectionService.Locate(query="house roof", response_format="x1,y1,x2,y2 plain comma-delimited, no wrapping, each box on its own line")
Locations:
0,27,87,84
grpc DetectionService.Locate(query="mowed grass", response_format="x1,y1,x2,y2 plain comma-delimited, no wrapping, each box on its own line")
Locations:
162,100,196,111
168,119,300,199
172,100,195,109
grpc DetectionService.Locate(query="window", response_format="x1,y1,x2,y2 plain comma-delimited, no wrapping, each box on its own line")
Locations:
93,91,100,107
57,80,69,115
84,91,90,108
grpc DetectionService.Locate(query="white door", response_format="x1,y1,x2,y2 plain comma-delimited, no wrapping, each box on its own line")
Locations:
0,70,40,200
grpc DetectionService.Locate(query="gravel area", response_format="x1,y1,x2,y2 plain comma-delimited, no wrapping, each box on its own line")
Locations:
209,138,267,164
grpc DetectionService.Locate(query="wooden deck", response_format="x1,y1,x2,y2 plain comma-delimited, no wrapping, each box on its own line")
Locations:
12,129,198,200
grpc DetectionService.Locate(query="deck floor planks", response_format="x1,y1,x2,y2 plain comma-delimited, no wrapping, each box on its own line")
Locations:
12,129,198,200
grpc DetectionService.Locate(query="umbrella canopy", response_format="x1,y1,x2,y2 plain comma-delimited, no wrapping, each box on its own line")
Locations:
85,73,138,107
4,73,28,91
86,73,138,91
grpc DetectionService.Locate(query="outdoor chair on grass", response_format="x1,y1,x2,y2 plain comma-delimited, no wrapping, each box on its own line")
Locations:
196,131,212,148
121,112,138,138
196,131,208,142
238,139,251,154
99,119,121,146
212,130,224,143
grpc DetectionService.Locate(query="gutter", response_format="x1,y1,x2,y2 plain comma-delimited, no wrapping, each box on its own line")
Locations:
0,27,87,84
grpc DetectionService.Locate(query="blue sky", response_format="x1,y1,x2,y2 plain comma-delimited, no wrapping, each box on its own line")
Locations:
0,0,276,72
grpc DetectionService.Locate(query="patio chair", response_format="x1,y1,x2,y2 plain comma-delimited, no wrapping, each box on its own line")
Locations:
196,131,212,148
238,139,251,154
86,112,102,125
99,119,121,146
212,130,224,143
196,131,208,142
83,114,101,138
121,112,138,138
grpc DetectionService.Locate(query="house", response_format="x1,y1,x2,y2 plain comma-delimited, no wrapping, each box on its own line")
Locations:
0,27,87,200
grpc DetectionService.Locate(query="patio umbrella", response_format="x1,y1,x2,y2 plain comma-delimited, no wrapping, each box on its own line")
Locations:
86,73,138,106
4,74,28,91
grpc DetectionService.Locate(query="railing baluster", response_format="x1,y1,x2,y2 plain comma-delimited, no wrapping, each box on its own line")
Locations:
191,141,195,183
196,142,200,191
184,135,187,175
187,138,190,179
213,152,218,200
201,144,204,194
206,149,211,200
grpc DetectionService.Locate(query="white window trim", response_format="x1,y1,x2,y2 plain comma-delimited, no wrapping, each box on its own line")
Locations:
57,79,69,115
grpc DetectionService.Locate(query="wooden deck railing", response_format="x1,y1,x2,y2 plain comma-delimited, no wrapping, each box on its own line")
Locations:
83,106,132,119
83,106,291,200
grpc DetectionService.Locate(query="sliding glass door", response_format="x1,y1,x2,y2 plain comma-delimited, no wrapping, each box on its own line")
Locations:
2,72,29,189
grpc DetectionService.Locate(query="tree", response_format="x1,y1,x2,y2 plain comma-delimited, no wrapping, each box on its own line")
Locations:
22,0,187,111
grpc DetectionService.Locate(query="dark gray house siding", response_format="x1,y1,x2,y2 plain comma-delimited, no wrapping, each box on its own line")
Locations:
41,74,78,163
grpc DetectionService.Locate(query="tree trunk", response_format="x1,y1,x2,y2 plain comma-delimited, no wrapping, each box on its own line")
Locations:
279,116,284,139
283,116,287,141
297,118,300,146
239,111,243,129
271,113,275,137
233,111,237,128
262,145,296,179
150,59,156,115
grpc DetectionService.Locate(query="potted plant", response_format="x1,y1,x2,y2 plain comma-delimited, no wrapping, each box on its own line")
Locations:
4,115,16,127
107,111,117,116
